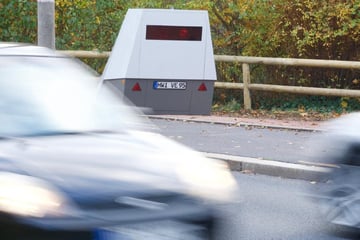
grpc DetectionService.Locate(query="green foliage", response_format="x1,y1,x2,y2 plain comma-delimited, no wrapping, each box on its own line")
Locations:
212,98,242,113
0,0,37,43
54,0,129,72
253,93,360,113
279,0,360,60
1,0,359,62
55,0,127,51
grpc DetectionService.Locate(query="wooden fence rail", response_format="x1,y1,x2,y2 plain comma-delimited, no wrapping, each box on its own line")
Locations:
58,50,360,110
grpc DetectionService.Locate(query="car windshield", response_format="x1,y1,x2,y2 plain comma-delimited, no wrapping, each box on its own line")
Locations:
0,55,144,137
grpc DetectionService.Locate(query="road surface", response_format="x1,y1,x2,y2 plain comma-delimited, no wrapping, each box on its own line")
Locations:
150,118,322,164
218,172,354,239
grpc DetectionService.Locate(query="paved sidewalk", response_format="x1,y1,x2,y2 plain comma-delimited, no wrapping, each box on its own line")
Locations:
149,114,332,182
149,114,326,131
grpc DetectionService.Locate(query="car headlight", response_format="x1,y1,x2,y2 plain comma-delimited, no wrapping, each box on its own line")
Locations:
176,153,238,203
0,172,70,218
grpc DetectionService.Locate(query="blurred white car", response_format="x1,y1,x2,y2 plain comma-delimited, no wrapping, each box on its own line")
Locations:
0,43,237,240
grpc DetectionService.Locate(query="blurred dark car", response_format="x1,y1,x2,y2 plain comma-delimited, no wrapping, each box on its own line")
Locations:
310,113,360,231
0,43,237,240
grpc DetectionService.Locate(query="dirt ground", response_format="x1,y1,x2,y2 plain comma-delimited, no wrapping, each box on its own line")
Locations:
211,109,343,122
205,109,349,131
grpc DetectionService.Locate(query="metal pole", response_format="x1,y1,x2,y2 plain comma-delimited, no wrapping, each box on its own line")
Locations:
37,0,55,49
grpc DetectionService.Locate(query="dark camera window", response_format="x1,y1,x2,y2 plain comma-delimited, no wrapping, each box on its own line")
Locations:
146,25,202,41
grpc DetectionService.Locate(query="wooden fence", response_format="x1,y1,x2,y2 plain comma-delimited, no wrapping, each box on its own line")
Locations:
59,50,360,110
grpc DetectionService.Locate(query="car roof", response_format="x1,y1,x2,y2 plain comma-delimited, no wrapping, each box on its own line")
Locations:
0,42,66,57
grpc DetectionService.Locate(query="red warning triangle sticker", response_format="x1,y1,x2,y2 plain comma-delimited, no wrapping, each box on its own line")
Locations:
198,83,207,91
132,82,141,91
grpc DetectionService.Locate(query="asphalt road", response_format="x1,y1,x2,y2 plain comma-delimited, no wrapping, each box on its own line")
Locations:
150,118,323,164
217,172,353,240
148,118,356,239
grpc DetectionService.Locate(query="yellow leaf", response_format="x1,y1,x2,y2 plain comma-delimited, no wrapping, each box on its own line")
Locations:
341,100,348,109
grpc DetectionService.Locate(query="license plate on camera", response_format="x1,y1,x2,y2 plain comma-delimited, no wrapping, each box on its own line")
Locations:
153,81,187,90
94,220,207,240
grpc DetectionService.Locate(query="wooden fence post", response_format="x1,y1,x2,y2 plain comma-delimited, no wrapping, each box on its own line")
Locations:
242,63,251,110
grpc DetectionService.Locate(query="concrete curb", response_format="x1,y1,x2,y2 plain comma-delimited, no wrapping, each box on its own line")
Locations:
204,152,332,182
